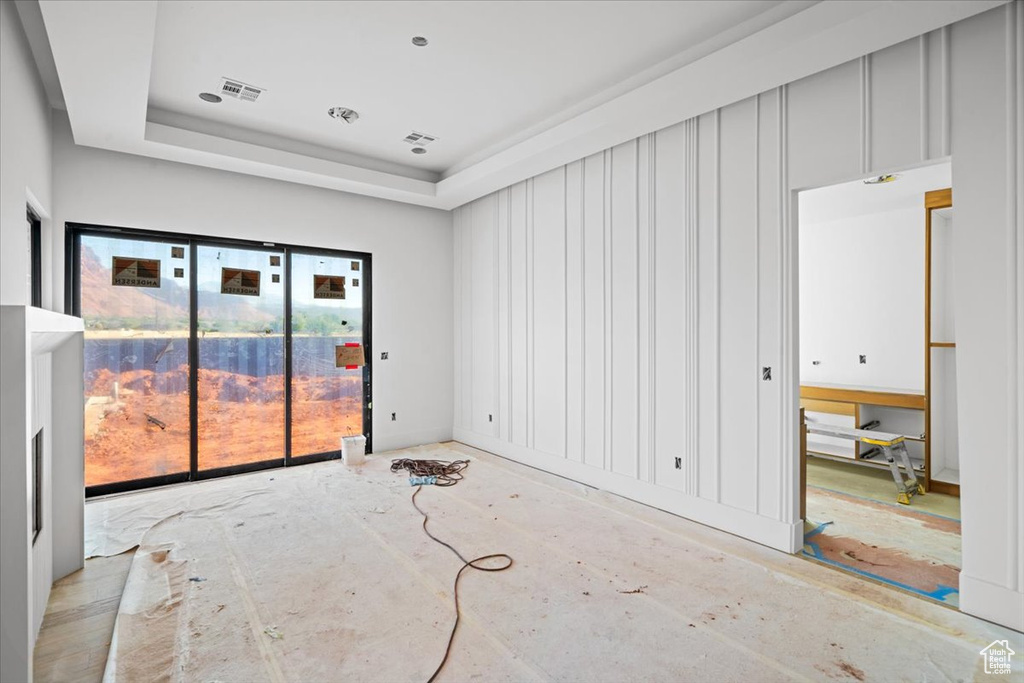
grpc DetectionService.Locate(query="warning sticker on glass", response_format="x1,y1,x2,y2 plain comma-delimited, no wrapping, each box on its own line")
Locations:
335,343,364,368
221,268,261,296
313,274,346,300
171,247,185,259
112,257,161,288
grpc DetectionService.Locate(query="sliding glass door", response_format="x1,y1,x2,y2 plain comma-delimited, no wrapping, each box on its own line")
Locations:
196,244,286,471
79,234,191,488
289,252,366,457
71,225,371,495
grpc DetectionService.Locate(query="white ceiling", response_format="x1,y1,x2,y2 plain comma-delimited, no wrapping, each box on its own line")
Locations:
34,0,1005,210
148,1,787,179
799,162,952,224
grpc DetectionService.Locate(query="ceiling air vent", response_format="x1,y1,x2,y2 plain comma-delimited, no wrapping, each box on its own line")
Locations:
219,77,265,102
402,131,438,147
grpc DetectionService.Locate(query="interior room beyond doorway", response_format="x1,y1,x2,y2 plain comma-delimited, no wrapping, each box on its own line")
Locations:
797,162,961,607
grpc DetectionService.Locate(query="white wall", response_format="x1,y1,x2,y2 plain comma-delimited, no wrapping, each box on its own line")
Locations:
0,0,53,309
1,4,57,680
51,112,454,453
452,4,1024,630
799,205,925,391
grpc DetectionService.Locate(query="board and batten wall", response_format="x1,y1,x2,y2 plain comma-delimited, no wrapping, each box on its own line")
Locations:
453,3,1024,630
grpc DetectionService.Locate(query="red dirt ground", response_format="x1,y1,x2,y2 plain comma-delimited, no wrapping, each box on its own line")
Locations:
85,367,362,487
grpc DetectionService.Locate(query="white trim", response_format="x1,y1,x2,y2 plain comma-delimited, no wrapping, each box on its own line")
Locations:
959,573,1024,631
453,429,803,553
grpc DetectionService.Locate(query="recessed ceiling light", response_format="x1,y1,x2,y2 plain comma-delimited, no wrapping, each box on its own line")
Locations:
411,36,428,47
411,147,427,155
199,92,222,103
328,107,359,123
863,173,900,185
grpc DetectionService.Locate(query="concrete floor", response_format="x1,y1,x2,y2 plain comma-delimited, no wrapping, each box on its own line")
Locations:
70,442,1022,681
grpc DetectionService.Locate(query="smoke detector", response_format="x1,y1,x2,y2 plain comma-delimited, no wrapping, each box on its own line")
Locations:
328,107,360,123
863,173,900,185
403,131,438,148
218,77,265,102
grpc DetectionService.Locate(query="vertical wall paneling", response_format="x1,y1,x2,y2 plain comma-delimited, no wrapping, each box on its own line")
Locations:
685,119,700,496
696,111,718,500
532,167,567,457
603,150,613,471
780,83,797,525
583,153,607,470
637,134,655,483
470,195,497,435
565,161,585,463
860,55,871,174
494,194,501,439
653,121,689,493
498,189,510,442
941,26,952,157
1006,0,1022,593
787,60,861,190
718,98,758,512
453,207,462,430
527,179,535,448
1014,0,1024,595
610,140,640,477
753,95,761,513
870,38,925,173
510,182,528,447
451,7,1024,627
757,89,781,518
919,35,930,161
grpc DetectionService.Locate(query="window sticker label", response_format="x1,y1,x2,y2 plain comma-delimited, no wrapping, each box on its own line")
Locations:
352,278,359,287
173,267,184,278
350,261,360,272
221,267,261,296
112,257,161,288
272,273,280,283
171,247,184,259
270,255,281,267
313,274,346,300
335,343,364,368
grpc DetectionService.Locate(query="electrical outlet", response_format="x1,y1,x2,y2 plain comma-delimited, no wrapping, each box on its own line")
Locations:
859,355,867,364
381,352,388,360
762,366,772,381
391,412,396,421
674,457,682,469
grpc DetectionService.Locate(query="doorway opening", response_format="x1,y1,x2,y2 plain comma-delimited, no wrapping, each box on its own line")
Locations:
67,223,371,496
796,162,961,607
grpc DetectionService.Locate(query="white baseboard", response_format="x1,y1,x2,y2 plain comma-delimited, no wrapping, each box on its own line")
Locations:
372,427,453,454
960,573,1024,632
453,428,802,554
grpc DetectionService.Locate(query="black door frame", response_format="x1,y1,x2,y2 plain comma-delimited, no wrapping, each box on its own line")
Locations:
66,222,372,497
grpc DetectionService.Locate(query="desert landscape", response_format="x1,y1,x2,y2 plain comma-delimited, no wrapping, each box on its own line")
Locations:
81,242,365,488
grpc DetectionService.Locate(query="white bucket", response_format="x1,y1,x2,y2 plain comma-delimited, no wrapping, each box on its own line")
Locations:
341,435,367,466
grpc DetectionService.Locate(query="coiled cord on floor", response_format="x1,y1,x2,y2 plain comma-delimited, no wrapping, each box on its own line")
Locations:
391,459,513,683
390,458,470,487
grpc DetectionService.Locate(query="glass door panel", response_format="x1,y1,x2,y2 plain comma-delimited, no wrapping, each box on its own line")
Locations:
290,252,365,456
80,234,191,487
196,245,285,470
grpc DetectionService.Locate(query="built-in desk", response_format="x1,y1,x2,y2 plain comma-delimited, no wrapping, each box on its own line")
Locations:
799,383,931,484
